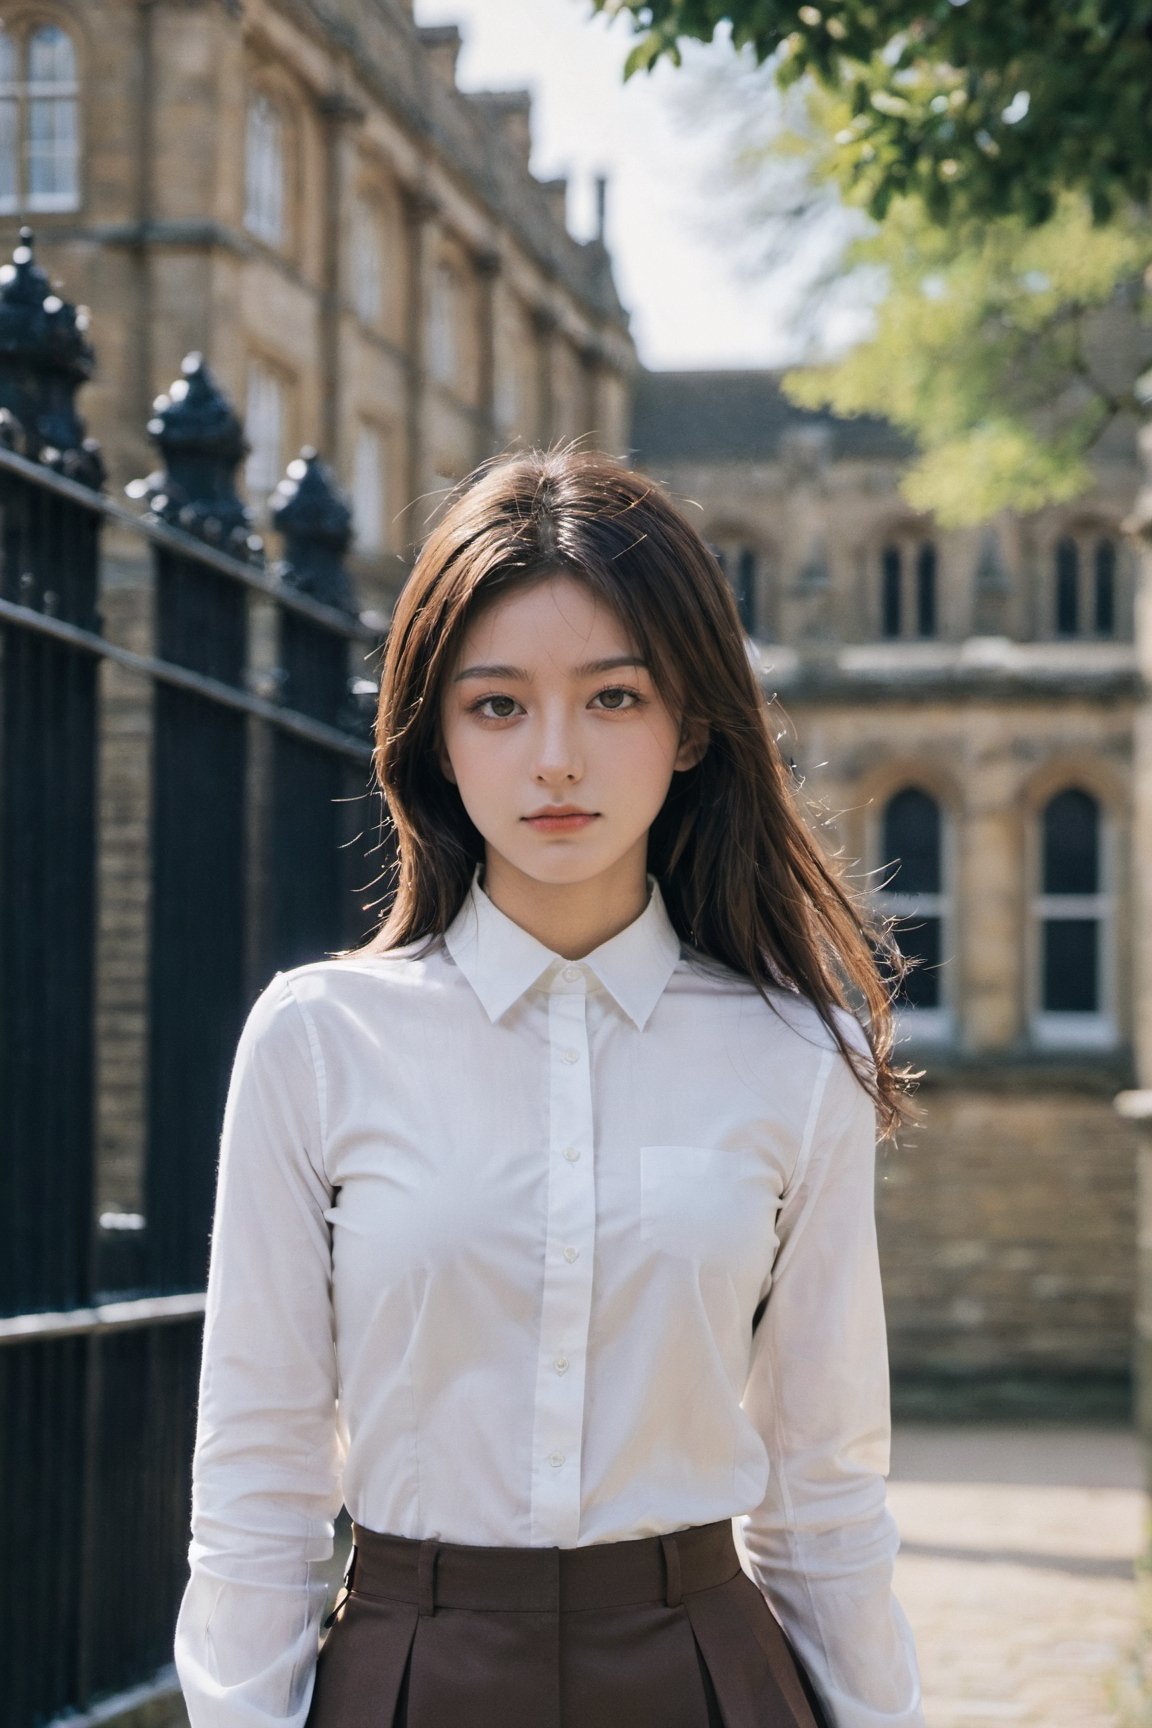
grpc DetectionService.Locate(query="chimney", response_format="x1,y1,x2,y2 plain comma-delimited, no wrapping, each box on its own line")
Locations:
594,175,608,244
418,25,463,87
470,90,533,168
539,176,568,234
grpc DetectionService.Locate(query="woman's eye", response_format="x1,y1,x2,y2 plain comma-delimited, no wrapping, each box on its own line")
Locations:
593,686,640,711
475,695,519,719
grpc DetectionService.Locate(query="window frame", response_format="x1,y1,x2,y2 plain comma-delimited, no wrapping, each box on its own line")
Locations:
244,86,288,250
1050,526,1120,640
351,420,388,556
878,532,939,641
428,258,459,388
708,533,767,639
0,18,82,216
872,784,955,1045
349,189,386,329
243,357,288,507
1029,786,1116,1048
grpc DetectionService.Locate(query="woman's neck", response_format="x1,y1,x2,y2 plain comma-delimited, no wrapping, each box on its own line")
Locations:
480,852,650,959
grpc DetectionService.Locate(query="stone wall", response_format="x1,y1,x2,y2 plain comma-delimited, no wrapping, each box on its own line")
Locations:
879,1078,1137,1411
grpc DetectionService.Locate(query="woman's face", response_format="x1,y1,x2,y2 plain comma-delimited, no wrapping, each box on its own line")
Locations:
439,573,704,906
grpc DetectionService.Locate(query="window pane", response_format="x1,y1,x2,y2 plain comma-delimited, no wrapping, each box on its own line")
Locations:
351,199,383,325
244,365,284,496
0,29,14,210
1094,539,1116,635
883,788,942,895
245,94,284,244
1055,536,1079,635
25,26,79,211
0,96,16,211
915,542,937,637
353,427,385,553
1042,788,1099,895
27,25,76,84
1042,919,1099,1013
27,96,79,207
429,263,457,383
881,545,901,637
891,915,942,1009
735,547,756,635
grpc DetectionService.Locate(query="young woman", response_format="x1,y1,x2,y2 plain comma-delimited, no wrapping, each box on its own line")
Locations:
175,449,926,1728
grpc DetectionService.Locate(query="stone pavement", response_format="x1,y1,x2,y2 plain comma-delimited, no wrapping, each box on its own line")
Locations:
886,1423,1146,1728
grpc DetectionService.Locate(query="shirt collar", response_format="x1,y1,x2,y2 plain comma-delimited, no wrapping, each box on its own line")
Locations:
443,865,682,1030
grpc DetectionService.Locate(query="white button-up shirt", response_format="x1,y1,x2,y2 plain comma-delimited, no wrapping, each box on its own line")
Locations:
175,870,924,1728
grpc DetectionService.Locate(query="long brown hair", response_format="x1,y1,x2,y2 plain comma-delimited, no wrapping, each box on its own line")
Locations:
344,447,921,1140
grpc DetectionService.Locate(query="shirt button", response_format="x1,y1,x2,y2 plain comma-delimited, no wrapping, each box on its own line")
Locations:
549,1451,565,1468
559,1047,579,1064
562,1146,580,1162
563,1246,579,1262
554,1355,569,1374
563,964,581,982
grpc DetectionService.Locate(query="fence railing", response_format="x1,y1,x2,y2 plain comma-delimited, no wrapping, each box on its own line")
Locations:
0,229,390,1725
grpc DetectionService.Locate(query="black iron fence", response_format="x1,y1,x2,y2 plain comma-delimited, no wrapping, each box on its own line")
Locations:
0,230,389,1725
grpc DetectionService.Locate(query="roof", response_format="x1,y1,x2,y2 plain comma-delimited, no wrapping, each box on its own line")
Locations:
628,369,913,464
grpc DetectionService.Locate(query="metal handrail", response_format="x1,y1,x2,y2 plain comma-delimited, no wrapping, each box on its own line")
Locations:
0,594,375,763
0,440,388,646
0,1291,206,1345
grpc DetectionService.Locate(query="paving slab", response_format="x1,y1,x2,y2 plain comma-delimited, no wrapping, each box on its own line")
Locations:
888,1423,1146,1728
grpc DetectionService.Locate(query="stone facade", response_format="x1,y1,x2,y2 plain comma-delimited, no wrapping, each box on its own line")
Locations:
0,0,632,1239
2,2,1139,1397
632,370,1143,1406
0,0,633,607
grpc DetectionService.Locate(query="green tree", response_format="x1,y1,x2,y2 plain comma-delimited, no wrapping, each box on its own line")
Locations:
783,190,1152,526
594,1,1152,226
610,12,1152,525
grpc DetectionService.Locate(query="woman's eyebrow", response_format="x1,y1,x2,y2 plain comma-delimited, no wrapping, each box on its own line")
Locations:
452,655,649,683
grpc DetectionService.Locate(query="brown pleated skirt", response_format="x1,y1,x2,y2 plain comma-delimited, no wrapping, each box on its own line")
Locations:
305,1517,831,1728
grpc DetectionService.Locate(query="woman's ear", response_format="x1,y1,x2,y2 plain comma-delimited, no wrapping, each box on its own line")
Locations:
439,741,457,785
674,717,709,773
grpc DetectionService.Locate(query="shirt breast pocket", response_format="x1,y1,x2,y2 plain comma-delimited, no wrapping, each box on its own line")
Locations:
639,1144,778,1276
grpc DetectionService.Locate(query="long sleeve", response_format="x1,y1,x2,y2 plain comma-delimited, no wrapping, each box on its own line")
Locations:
739,1020,924,1728
175,972,345,1727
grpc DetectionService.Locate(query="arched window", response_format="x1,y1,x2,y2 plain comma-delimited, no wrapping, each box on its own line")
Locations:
0,24,80,213
879,537,937,639
735,547,757,636
1053,530,1119,638
352,423,387,554
877,787,950,1036
428,260,458,385
1093,539,1116,635
245,91,285,246
244,359,285,504
350,194,385,327
1055,536,1079,635
708,538,764,638
881,545,902,638
915,543,937,637
1034,787,1112,1043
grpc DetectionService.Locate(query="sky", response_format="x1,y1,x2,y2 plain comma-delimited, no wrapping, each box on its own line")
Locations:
413,0,855,371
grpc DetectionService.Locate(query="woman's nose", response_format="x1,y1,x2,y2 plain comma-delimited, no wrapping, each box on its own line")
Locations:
532,710,583,784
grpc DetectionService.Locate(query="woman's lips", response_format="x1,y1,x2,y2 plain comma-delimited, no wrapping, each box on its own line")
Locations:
522,812,599,832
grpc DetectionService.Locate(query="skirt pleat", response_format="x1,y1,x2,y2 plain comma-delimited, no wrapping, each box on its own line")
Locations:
305,1519,829,1728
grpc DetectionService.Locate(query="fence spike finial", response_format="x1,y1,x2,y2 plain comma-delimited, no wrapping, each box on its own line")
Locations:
271,447,358,613
0,226,105,487
127,352,263,563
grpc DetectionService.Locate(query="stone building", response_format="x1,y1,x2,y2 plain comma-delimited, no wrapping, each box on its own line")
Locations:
2,1,1140,1404
0,0,633,1259
0,0,633,606
632,369,1142,1408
